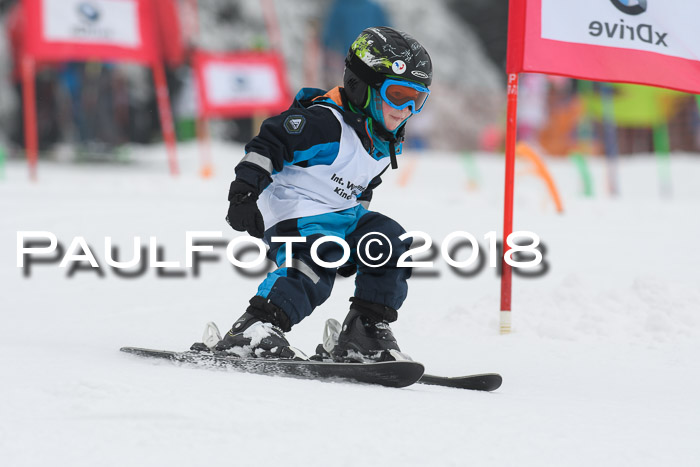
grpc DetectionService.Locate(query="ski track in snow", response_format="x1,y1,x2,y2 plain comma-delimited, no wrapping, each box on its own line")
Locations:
1,143,698,466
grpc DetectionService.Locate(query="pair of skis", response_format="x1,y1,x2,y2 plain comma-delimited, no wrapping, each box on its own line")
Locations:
121,322,502,392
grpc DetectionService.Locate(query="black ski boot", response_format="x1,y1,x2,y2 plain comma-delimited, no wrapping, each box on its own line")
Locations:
331,297,410,363
213,297,300,359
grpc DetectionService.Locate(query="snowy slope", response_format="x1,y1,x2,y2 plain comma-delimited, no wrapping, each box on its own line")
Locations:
1,145,699,466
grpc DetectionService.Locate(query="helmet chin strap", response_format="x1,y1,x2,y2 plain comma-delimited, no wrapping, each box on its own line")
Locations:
370,117,405,170
389,139,399,170
388,126,406,170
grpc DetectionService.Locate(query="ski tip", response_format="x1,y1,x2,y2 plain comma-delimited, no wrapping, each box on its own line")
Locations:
418,372,502,391
120,346,155,353
461,373,502,392
120,346,149,356
484,373,503,391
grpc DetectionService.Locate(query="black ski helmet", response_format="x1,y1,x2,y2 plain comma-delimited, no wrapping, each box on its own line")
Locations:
343,26,433,110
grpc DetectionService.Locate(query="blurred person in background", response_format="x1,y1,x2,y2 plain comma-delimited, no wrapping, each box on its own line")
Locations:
58,62,130,157
198,27,432,363
320,0,390,90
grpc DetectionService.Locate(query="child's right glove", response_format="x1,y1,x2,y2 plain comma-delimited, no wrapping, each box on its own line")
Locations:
225,180,265,238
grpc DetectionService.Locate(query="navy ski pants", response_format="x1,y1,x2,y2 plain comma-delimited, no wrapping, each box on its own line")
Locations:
254,205,412,326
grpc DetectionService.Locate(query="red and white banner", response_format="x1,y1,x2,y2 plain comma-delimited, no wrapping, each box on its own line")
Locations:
193,51,291,118
153,0,185,67
19,0,178,178
507,0,700,94
22,0,158,64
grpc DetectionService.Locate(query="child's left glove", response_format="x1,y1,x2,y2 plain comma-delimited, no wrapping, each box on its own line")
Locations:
226,180,265,238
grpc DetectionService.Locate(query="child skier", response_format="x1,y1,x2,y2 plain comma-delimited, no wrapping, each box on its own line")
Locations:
213,26,432,362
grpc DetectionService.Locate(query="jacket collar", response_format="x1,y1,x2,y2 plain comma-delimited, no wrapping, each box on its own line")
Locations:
291,87,403,168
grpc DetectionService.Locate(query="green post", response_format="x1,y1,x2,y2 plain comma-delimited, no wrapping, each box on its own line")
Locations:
460,152,480,190
652,123,672,198
572,80,595,198
0,145,6,180
570,153,594,197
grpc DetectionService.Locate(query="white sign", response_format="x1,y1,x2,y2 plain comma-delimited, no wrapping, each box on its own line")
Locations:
204,62,283,106
541,0,699,61
42,0,141,48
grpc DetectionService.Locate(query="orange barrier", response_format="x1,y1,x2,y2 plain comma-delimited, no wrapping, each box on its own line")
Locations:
196,117,214,179
397,156,418,187
537,97,584,156
515,142,564,213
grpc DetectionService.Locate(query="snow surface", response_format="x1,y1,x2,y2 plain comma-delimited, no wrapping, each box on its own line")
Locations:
1,144,699,466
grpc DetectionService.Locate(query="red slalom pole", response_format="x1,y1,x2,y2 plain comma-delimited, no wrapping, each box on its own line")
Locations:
151,61,179,176
499,72,519,334
261,0,282,51
185,0,200,42
21,55,38,181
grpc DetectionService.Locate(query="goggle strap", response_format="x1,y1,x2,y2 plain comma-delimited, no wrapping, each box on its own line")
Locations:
382,79,430,93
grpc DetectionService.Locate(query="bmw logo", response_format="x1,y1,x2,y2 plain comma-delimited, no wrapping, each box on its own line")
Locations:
610,0,647,15
77,2,101,23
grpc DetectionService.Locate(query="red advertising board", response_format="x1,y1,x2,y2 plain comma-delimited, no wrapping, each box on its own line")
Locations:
507,0,700,94
22,0,159,64
19,0,178,177
500,0,700,330
193,51,291,119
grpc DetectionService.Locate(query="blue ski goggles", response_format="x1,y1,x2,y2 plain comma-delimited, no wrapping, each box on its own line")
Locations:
379,79,430,114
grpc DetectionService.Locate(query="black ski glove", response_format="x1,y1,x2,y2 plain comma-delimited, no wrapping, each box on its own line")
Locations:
226,180,265,238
